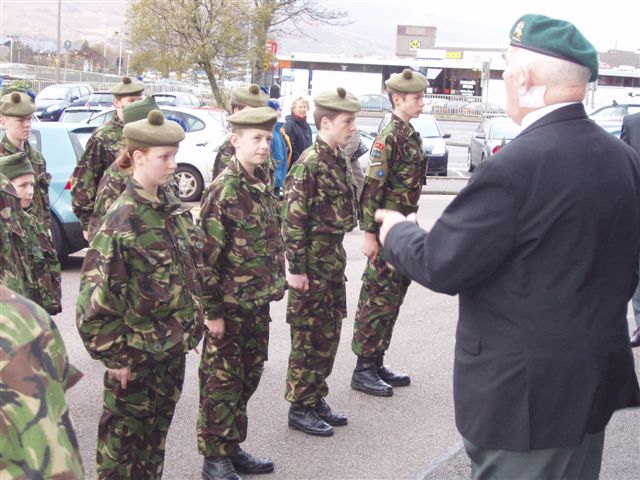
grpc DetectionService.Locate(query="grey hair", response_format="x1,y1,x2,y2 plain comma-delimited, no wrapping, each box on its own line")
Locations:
509,47,591,88
290,96,309,112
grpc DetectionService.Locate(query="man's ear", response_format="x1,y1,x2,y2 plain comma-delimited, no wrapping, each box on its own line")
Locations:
229,132,240,149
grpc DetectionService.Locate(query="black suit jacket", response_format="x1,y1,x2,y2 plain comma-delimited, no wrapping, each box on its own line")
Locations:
622,112,640,155
385,103,640,451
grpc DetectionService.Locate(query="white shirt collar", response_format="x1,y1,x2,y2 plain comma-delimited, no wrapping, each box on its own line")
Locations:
520,102,578,131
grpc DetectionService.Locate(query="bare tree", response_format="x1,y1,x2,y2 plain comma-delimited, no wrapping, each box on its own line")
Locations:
127,0,248,107
248,0,348,83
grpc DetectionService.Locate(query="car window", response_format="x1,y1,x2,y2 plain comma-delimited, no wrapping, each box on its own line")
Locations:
590,106,625,122
628,106,640,116
412,117,441,138
28,130,42,151
476,120,487,136
170,111,205,132
61,111,95,123
154,95,177,106
70,129,95,159
489,122,520,140
87,110,116,125
38,86,69,100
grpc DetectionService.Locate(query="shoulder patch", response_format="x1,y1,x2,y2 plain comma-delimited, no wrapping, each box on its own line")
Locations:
374,141,385,151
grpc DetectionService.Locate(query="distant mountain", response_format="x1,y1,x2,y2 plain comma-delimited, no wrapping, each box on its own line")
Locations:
2,1,507,59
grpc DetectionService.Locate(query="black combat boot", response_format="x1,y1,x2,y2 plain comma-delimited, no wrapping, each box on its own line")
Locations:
376,355,411,387
350,356,393,397
314,398,348,426
202,456,241,480
229,447,274,474
288,403,334,436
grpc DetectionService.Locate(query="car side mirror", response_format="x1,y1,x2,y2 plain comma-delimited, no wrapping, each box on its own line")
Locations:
70,96,79,102
443,133,451,139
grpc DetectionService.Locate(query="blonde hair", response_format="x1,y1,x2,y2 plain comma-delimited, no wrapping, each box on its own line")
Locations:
290,96,309,112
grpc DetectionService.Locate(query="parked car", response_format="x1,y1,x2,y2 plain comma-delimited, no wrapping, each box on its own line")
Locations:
588,102,640,135
68,91,114,108
86,105,227,201
28,122,97,258
467,116,521,172
378,112,451,177
151,91,203,107
431,99,469,115
35,83,93,121
359,94,392,112
59,106,108,123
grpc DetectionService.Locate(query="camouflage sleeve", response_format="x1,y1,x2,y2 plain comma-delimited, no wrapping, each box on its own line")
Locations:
76,227,130,369
282,161,313,274
360,136,392,233
211,138,234,181
71,135,106,231
0,285,84,479
199,188,226,318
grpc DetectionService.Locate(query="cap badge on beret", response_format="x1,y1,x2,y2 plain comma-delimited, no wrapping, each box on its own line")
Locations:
512,20,525,42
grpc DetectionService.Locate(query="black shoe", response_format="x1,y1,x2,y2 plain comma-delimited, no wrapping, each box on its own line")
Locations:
229,448,274,474
288,403,334,436
202,456,241,480
376,356,411,387
351,356,393,397
631,328,640,348
314,398,348,426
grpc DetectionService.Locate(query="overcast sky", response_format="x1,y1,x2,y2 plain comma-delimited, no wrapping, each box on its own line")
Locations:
338,0,639,52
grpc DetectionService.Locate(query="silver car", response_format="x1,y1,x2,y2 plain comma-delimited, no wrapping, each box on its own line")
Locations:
467,116,521,172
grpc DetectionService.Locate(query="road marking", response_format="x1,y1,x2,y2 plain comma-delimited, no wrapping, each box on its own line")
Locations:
411,440,465,480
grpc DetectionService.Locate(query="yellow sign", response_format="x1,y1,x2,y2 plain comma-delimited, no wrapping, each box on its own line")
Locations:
409,39,421,49
446,51,463,59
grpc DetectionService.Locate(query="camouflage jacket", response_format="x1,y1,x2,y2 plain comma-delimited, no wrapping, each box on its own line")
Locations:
22,209,62,315
87,161,130,241
71,118,125,231
0,285,84,479
360,113,427,232
200,156,285,318
212,135,275,187
282,137,358,274
0,135,52,228
77,179,205,369
0,174,32,296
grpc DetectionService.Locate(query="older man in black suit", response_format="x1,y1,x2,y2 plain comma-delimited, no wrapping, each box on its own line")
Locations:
375,14,640,480
622,111,640,347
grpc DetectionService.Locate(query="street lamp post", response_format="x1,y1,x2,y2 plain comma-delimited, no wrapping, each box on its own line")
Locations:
115,31,124,76
126,50,131,76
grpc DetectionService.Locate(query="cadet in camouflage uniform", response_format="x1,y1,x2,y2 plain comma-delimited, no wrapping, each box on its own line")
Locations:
0,284,84,479
77,110,204,479
211,84,273,183
283,88,360,437
350,69,428,397
198,107,285,480
0,152,61,314
87,96,160,240
0,172,31,295
0,92,51,228
71,76,144,239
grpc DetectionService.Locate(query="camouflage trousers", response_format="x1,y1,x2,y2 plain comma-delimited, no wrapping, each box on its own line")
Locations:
285,238,347,406
198,304,270,457
96,353,186,479
352,243,411,358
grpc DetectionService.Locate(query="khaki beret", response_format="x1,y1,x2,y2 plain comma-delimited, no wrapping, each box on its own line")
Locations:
510,14,599,82
0,152,35,180
228,106,277,131
231,84,269,108
123,110,185,148
313,87,361,112
0,92,36,117
110,76,145,97
385,69,428,93
122,96,160,125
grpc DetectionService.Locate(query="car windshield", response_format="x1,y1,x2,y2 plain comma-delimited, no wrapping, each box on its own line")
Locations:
38,86,68,100
412,117,441,138
61,111,94,123
89,93,113,104
153,95,176,105
489,122,520,140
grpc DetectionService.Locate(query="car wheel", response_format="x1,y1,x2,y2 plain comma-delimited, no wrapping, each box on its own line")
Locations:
174,164,204,202
50,215,69,261
467,149,475,172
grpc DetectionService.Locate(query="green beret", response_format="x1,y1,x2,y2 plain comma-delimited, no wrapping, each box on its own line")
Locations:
0,92,36,117
231,84,269,108
385,69,428,93
122,96,160,125
110,76,145,97
0,152,35,180
313,87,361,112
123,110,185,148
509,14,599,82
228,106,277,132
